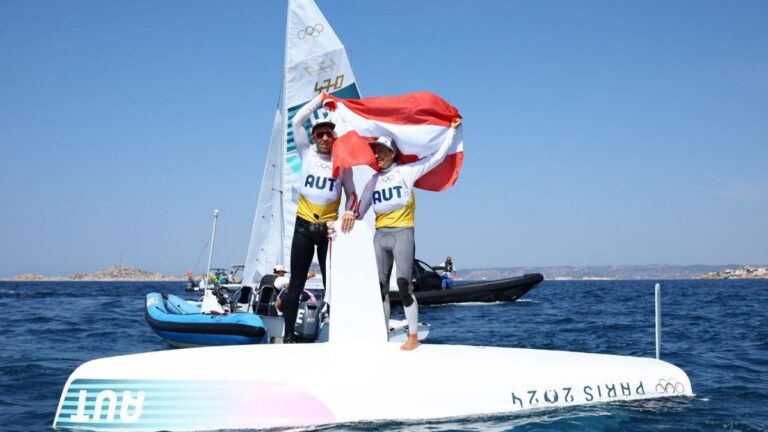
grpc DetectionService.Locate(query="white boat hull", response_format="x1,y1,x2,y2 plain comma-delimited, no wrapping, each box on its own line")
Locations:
53,342,691,431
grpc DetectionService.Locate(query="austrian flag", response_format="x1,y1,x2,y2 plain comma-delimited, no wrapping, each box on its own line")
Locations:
324,92,464,192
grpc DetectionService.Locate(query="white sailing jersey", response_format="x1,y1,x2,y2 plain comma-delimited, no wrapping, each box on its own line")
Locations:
297,151,353,223
292,95,356,223
362,167,417,228
358,128,457,229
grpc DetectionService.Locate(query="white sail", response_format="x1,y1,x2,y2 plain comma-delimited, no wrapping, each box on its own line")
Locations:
243,0,361,286
242,98,285,287
284,0,359,107
282,0,362,268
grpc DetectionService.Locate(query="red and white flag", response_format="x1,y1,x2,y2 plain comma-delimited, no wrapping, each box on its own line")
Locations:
324,92,464,192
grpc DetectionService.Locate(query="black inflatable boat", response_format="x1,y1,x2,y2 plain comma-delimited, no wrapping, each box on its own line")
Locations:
389,260,544,306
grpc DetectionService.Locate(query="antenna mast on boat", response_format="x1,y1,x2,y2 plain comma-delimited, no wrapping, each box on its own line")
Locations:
655,282,661,359
205,209,220,282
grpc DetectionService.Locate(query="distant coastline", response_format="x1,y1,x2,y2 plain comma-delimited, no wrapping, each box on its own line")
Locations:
458,264,768,281
1,265,185,282
3,263,767,282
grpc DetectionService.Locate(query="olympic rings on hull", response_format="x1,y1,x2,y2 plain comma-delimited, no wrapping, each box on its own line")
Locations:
655,378,685,394
298,23,324,40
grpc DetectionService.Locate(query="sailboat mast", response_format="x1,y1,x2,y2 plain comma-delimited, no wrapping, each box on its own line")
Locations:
205,209,220,282
278,83,287,265
279,3,290,265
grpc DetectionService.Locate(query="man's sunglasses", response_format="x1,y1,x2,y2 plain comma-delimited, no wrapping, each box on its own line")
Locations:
313,131,334,139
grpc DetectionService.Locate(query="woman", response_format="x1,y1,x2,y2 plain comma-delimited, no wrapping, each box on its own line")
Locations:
356,119,462,350
284,94,357,343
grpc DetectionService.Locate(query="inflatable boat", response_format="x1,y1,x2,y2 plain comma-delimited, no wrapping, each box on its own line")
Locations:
144,292,267,347
389,260,544,306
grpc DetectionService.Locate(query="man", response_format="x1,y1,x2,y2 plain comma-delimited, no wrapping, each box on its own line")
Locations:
256,265,316,314
263,264,290,292
275,268,316,313
283,94,356,343
254,265,291,315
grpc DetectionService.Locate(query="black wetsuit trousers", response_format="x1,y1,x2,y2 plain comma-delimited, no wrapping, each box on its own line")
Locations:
284,216,328,340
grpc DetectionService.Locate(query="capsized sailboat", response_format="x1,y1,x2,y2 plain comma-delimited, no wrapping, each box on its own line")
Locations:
54,220,692,431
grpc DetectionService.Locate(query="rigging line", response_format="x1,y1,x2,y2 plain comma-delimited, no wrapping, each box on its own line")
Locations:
274,78,284,108
192,240,210,274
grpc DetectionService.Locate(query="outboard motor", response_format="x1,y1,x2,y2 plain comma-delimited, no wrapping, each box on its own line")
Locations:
200,289,226,315
294,301,321,341
215,287,230,307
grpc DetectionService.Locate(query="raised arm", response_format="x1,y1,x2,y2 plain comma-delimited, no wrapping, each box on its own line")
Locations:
291,94,324,158
403,119,462,185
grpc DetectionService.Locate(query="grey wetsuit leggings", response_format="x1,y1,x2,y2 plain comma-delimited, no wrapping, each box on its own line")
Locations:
373,227,415,307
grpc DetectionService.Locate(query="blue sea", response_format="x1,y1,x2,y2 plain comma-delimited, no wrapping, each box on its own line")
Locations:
1,279,767,431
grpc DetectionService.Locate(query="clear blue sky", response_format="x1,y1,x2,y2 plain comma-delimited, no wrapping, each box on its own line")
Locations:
1,0,766,277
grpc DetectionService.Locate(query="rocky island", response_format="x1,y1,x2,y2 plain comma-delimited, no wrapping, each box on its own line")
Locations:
2,265,185,282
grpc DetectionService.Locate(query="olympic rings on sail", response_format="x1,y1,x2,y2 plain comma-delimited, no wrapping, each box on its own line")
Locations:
298,23,324,40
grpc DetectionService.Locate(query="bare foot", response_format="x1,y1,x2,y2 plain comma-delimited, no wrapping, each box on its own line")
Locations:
400,334,420,351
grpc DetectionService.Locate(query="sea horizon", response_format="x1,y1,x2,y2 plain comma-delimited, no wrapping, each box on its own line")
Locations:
3,262,767,281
